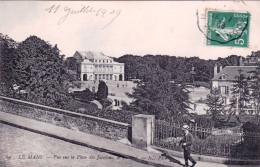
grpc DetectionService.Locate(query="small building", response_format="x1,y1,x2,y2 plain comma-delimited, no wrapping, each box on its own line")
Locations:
211,65,257,106
73,51,124,81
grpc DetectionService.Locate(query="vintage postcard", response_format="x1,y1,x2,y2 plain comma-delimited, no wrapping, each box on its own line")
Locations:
0,1,260,167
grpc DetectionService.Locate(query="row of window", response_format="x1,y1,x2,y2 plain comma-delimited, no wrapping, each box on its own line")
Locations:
94,59,113,63
95,74,114,80
219,86,229,95
221,74,255,80
217,85,258,106
219,85,256,95
95,65,113,72
82,73,123,81
83,65,113,68
83,65,123,72
83,74,114,80
219,85,255,96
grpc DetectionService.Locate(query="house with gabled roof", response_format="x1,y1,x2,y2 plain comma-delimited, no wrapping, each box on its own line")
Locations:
212,65,257,106
73,51,124,81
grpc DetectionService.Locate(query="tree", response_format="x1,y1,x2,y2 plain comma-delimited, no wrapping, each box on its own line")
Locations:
14,36,71,109
216,55,241,67
248,66,260,115
205,87,225,123
97,80,108,99
230,69,251,116
0,34,19,97
71,88,95,102
116,54,217,83
126,66,192,120
64,57,78,72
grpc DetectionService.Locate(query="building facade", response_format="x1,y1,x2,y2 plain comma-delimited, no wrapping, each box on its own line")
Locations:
73,51,124,81
211,65,257,114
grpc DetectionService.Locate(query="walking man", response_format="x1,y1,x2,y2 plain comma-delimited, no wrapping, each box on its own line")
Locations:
179,124,196,167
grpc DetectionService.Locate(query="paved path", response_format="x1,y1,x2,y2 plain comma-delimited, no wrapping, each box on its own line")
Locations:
0,111,257,167
0,111,177,167
91,100,102,109
0,123,152,167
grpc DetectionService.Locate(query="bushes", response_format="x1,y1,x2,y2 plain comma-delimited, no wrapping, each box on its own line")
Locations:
233,122,260,159
71,88,95,102
193,114,258,129
96,81,108,100
66,99,98,113
99,98,112,109
0,99,129,140
194,115,215,128
230,136,260,160
242,121,260,133
156,124,259,159
192,133,242,156
230,122,260,160
74,107,136,124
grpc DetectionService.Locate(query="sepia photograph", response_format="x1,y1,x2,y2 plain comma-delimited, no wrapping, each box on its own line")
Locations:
0,1,260,167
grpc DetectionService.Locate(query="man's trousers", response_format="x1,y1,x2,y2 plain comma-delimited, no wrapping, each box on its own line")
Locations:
184,149,196,165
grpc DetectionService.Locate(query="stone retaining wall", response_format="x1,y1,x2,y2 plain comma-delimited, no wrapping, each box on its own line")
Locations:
0,96,131,141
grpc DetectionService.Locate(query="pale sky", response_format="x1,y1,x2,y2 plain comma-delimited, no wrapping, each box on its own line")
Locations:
0,1,260,59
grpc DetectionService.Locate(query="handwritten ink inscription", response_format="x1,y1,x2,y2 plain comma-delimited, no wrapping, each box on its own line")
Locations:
45,5,121,29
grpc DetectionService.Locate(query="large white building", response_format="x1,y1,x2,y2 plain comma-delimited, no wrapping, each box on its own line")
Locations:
73,51,125,81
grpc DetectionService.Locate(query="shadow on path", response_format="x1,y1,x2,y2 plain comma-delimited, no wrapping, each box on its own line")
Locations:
161,153,184,166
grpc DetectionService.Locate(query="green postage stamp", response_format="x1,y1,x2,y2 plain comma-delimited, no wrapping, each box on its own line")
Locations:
206,11,250,47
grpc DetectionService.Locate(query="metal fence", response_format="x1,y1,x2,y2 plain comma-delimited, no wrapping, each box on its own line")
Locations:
153,119,260,159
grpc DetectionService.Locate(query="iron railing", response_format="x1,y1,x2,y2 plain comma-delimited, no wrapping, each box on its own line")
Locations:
153,119,260,159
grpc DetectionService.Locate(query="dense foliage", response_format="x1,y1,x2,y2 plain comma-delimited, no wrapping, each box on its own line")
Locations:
64,57,78,72
228,58,260,117
0,35,74,109
0,34,19,96
1,33,260,127
115,54,242,84
71,88,95,102
248,66,260,115
205,87,226,125
97,80,108,100
124,66,192,120
15,36,72,109
231,122,260,160
230,71,251,116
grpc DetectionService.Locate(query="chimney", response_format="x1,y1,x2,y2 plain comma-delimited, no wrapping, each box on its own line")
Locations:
214,64,218,77
219,66,222,72
239,57,244,66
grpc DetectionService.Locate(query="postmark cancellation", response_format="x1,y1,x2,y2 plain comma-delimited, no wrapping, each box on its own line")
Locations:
206,10,250,48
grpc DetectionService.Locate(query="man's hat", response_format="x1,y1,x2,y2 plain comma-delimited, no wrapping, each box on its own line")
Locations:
182,124,189,130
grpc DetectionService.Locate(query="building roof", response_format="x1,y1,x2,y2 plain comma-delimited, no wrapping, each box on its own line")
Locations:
212,66,258,81
77,51,112,60
113,61,124,65
82,59,93,64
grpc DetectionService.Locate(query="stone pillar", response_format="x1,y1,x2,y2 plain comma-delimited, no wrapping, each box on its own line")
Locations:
132,114,155,150
81,73,84,81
